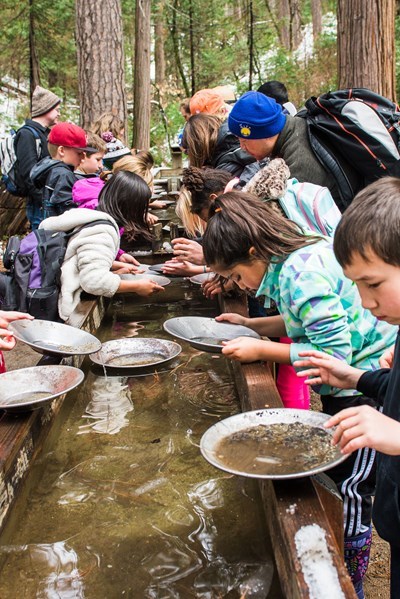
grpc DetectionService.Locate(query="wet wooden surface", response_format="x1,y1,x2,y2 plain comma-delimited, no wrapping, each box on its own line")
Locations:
220,292,356,599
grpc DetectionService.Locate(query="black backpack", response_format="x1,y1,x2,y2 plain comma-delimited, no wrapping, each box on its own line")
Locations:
297,88,400,211
0,219,117,321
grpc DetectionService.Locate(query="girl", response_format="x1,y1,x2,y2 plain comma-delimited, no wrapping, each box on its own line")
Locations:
75,132,106,179
112,152,166,210
182,113,255,177
91,112,131,169
39,171,164,321
201,191,396,599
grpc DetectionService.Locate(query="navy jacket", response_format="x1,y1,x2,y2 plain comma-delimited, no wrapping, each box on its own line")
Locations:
30,157,77,214
357,328,400,547
14,119,50,202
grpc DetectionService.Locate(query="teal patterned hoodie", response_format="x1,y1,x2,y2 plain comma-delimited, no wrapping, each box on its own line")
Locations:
256,239,397,396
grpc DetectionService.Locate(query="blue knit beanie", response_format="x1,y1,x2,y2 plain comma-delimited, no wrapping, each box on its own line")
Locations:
228,91,286,139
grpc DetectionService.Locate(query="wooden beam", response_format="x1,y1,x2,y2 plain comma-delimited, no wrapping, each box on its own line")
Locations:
220,292,356,598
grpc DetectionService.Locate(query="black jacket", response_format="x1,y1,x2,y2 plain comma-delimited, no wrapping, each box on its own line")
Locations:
357,328,400,547
30,157,77,211
14,119,50,202
210,121,255,177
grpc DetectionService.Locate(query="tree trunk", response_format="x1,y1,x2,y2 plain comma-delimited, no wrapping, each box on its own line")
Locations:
189,0,196,95
248,0,254,90
133,0,151,151
29,0,40,108
154,0,166,87
289,0,302,50
170,0,190,97
311,0,322,39
277,0,290,50
75,0,127,130
337,0,396,99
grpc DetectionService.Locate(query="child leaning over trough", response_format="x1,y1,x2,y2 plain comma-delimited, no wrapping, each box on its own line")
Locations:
39,170,164,322
294,177,400,599
30,123,96,221
201,190,397,599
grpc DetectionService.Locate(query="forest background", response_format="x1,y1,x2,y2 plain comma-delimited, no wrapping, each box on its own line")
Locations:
1,0,399,164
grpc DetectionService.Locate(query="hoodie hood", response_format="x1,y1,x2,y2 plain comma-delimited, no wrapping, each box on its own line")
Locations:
30,157,74,188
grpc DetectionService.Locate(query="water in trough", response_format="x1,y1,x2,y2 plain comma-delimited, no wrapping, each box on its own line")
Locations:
0,279,282,598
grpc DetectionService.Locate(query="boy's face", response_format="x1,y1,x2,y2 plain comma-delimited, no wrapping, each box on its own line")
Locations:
81,152,104,174
60,146,84,168
344,248,400,325
238,135,278,160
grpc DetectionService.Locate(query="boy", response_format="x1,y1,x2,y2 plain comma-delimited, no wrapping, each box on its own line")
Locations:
30,122,96,220
75,131,106,179
295,177,400,599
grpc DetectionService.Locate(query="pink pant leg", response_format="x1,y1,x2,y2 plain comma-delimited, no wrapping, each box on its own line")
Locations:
276,337,310,409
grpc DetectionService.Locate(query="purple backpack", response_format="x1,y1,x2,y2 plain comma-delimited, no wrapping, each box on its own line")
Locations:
0,220,116,321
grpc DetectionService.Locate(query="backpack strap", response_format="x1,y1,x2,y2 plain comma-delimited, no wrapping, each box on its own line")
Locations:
17,125,42,158
69,218,120,237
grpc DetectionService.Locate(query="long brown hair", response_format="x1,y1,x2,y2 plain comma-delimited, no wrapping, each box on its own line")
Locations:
182,114,221,167
203,191,322,269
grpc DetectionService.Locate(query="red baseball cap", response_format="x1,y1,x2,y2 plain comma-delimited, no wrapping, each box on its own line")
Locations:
48,122,96,152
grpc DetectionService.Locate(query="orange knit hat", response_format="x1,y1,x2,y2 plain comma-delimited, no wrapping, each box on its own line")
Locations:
189,89,225,116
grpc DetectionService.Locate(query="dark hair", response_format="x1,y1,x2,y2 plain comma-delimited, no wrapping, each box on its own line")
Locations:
203,191,321,269
98,170,152,241
334,177,400,268
257,81,289,105
182,166,232,215
181,114,221,167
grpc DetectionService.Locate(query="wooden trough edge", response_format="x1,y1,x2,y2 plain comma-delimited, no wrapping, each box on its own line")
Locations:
220,293,356,599
0,297,107,533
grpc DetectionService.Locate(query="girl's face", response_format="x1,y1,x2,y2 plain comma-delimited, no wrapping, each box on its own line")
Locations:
213,259,267,292
80,152,104,174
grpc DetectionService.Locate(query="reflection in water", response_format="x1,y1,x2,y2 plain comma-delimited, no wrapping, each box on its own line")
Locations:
0,541,85,598
78,375,133,435
0,286,280,598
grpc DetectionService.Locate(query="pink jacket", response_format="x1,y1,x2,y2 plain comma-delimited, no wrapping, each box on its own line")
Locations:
72,177,125,259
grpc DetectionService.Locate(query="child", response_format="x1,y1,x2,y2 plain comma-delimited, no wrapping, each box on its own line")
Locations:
293,177,400,599
201,190,397,599
30,122,96,220
91,112,131,169
112,151,167,209
0,311,34,373
75,131,106,179
39,170,164,321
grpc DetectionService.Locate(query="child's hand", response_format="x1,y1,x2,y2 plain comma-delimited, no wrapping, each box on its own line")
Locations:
0,311,34,329
0,328,16,351
324,406,400,455
162,259,198,276
133,280,165,297
379,345,395,369
147,213,159,226
119,253,140,266
215,313,249,327
171,238,204,265
221,337,266,362
149,200,167,209
294,350,363,390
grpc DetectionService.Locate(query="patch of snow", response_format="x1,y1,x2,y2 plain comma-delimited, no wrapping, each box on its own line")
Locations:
294,524,345,599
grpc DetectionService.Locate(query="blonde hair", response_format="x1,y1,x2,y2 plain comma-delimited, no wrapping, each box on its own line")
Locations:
91,111,125,141
47,142,59,158
112,151,154,188
176,187,205,238
85,131,107,154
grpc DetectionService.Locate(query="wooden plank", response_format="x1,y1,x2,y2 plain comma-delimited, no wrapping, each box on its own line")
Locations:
220,292,356,598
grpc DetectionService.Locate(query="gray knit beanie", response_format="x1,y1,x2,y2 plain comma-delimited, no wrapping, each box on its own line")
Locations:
31,86,61,117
